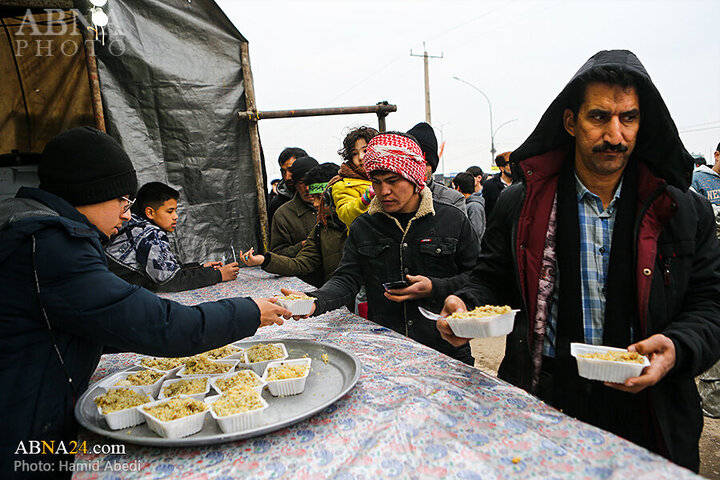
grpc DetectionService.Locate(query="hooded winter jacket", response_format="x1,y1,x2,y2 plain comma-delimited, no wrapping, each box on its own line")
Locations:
454,50,720,472
105,214,221,292
0,187,261,475
308,188,478,363
331,177,372,229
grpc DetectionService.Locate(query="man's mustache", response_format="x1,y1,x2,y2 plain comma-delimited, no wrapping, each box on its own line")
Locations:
593,141,629,153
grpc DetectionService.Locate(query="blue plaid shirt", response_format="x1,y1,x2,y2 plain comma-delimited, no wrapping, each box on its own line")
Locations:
543,175,623,357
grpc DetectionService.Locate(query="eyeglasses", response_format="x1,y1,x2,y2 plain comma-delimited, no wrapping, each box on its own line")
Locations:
120,196,135,213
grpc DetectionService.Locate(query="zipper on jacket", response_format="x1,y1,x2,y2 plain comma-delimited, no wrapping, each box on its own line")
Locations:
511,188,532,351
662,257,671,287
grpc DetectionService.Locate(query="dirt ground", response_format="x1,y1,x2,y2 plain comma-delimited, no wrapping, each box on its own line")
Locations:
469,337,720,479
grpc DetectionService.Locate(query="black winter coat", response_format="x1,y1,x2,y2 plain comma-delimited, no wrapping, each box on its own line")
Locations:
0,188,261,477
308,188,479,363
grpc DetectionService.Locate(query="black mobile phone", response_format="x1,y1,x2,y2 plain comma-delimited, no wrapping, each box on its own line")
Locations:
383,280,410,290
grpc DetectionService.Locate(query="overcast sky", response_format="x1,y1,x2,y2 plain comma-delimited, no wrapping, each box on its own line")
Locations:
216,0,720,182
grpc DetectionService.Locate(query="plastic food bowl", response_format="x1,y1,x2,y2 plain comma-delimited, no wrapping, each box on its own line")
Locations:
275,296,315,316
134,357,185,377
238,343,289,375
210,370,267,396
205,393,269,433
176,359,238,378
571,342,650,384
94,390,152,430
108,370,169,397
137,396,209,439
261,358,312,397
158,376,212,401
445,309,519,338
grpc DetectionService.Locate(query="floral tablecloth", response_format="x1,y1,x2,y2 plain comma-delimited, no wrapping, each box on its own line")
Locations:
74,267,699,479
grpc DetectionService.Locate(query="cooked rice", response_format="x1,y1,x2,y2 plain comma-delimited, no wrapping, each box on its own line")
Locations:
202,345,241,360
579,351,645,364
114,370,165,386
94,388,151,414
321,353,329,364
183,356,234,375
142,397,208,422
448,305,512,319
212,388,264,416
279,294,313,300
215,370,262,392
140,357,185,371
162,378,208,398
246,344,284,363
266,363,309,381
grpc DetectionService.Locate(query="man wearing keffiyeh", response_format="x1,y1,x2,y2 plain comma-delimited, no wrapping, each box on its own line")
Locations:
280,132,481,363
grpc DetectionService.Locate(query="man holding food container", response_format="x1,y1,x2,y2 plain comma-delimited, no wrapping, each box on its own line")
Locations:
437,50,720,472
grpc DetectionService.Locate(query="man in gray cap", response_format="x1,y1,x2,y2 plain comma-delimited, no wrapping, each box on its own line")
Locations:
0,127,290,477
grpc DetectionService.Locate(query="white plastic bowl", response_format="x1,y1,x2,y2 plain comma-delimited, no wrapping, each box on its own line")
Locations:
94,390,152,430
571,342,650,384
238,343,289,374
275,296,315,316
202,345,247,361
108,370,169,397
134,357,185,377
210,370,267,396
158,376,211,401
262,358,312,397
137,396,209,439
176,359,238,378
205,393,269,433
445,309,519,338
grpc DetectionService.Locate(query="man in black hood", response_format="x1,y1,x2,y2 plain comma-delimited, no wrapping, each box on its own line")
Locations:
437,50,720,471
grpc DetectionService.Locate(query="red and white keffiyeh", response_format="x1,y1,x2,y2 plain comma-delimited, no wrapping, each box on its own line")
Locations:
363,133,427,191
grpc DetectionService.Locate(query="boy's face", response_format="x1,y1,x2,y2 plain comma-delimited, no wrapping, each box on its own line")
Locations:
147,198,179,232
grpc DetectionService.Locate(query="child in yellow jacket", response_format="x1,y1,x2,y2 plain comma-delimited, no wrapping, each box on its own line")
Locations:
329,126,379,229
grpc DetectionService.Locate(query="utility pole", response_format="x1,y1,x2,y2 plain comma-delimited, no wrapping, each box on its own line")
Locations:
410,42,443,125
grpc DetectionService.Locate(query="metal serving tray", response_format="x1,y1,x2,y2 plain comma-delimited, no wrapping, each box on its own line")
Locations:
75,339,362,446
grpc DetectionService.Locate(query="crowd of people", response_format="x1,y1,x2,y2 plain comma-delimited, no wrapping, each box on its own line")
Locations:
1,49,719,477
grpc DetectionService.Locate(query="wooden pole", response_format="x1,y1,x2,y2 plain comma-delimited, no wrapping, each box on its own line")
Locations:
81,26,106,132
238,103,397,121
240,42,270,253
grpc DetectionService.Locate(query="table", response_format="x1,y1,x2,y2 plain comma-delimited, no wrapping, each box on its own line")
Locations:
74,267,699,479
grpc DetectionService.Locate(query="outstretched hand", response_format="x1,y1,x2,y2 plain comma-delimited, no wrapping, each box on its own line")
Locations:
436,295,471,347
280,288,316,319
239,247,265,267
604,334,676,393
383,275,433,303
252,297,291,327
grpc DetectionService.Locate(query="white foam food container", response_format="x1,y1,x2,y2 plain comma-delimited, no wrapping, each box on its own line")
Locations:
133,357,185,377
275,296,315,316
202,345,247,361
262,357,312,397
93,390,152,430
176,359,238,378
107,370,169,398
238,343,288,375
210,370,267,396
137,396,209,439
445,309,519,338
158,376,212,401
571,342,650,384
205,393,269,433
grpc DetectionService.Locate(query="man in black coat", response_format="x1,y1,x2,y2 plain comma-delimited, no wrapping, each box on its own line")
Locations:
285,132,479,364
481,151,514,219
0,127,291,478
437,50,720,472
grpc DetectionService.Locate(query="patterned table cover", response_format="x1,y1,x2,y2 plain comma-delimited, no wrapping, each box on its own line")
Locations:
74,267,699,479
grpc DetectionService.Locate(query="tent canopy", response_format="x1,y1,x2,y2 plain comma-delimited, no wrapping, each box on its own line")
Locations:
0,0,261,260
